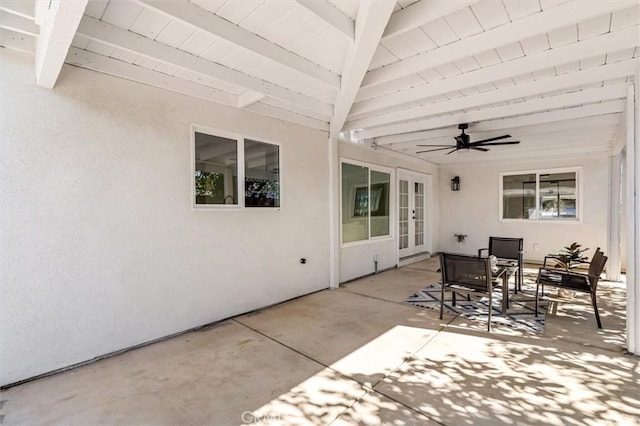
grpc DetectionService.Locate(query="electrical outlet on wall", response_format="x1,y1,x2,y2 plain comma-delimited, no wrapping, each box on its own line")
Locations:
533,243,540,251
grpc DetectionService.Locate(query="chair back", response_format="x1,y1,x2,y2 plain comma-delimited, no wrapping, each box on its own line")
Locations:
440,253,492,292
587,248,608,290
488,237,523,261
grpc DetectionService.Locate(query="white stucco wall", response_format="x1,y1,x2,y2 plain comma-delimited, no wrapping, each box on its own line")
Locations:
0,50,330,386
338,143,439,282
438,156,610,263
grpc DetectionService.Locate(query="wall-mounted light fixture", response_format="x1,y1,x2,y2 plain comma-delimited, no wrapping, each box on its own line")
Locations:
451,176,460,191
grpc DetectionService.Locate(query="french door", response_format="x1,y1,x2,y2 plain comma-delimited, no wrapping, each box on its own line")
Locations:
398,170,430,258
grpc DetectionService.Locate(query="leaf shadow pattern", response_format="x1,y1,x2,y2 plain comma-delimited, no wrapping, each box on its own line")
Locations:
373,329,640,426
243,266,637,425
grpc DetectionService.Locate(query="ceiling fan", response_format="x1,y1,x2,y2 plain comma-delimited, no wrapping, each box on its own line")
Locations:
416,123,520,154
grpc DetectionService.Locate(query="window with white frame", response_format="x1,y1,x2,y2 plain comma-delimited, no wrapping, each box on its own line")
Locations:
193,129,280,208
501,168,579,221
341,161,391,243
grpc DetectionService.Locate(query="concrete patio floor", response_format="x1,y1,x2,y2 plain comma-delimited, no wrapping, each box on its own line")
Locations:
2,257,638,425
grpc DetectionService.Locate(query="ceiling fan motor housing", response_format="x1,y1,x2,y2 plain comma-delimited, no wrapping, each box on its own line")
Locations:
455,132,470,147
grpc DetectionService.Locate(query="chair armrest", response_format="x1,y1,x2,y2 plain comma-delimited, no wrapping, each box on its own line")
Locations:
538,269,597,287
543,255,564,268
539,268,586,278
478,248,489,258
538,267,569,278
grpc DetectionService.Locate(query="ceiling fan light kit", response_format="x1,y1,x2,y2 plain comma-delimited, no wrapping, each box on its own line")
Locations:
416,123,520,155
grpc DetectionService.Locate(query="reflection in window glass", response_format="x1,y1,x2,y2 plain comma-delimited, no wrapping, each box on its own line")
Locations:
502,170,578,220
245,139,280,208
371,170,390,237
414,182,424,245
502,173,536,219
539,172,576,219
399,180,409,250
342,163,369,243
194,132,237,205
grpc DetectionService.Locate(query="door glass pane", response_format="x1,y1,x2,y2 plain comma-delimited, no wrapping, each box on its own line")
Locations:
194,132,237,205
342,163,369,243
539,172,576,219
503,173,536,219
371,170,390,237
414,182,424,246
399,180,409,249
244,139,280,207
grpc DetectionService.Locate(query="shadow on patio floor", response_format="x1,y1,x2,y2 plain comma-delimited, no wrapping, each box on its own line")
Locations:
1,258,637,425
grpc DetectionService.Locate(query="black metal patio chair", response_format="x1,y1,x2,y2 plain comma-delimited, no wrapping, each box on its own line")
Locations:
478,237,524,291
534,247,608,328
439,253,495,332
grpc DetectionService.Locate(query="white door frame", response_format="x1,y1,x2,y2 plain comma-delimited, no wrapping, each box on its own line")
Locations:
397,169,433,261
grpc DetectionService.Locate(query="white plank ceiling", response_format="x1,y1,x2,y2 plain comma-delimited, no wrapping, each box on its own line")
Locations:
2,0,639,164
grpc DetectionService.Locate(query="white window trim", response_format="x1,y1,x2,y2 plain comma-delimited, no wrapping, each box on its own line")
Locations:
191,124,282,211
499,166,583,223
340,158,395,247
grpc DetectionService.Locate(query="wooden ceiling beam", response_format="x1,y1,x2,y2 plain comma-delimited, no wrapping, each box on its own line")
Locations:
138,0,340,90
356,86,628,138
347,59,638,130
66,48,329,131
76,16,333,117
352,26,640,117
400,128,616,152
376,118,620,149
0,0,35,19
243,102,329,131
294,0,354,41
382,0,480,40
419,145,613,165
0,10,38,36
470,100,625,132
35,0,87,88
0,27,34,52
375,115,620,146
66,47,238,107
237,91,266,109
329,0,395,137
361,1,636,90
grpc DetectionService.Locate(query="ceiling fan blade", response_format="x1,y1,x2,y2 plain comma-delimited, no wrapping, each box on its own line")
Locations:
473,141,520,146
469,135,512,145
445,148,458,155
470,147,489,152
416,147,455,154
416,144,456,147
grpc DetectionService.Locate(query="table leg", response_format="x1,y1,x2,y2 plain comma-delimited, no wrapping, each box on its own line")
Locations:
502,273,510,316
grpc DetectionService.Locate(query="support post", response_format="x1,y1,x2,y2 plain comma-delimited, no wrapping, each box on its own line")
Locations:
608,154,622,281
626,82,639,354
328,136,340,289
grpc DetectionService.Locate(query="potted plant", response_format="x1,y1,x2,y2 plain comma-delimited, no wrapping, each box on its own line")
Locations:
549,242,590,298
551,242,590,270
